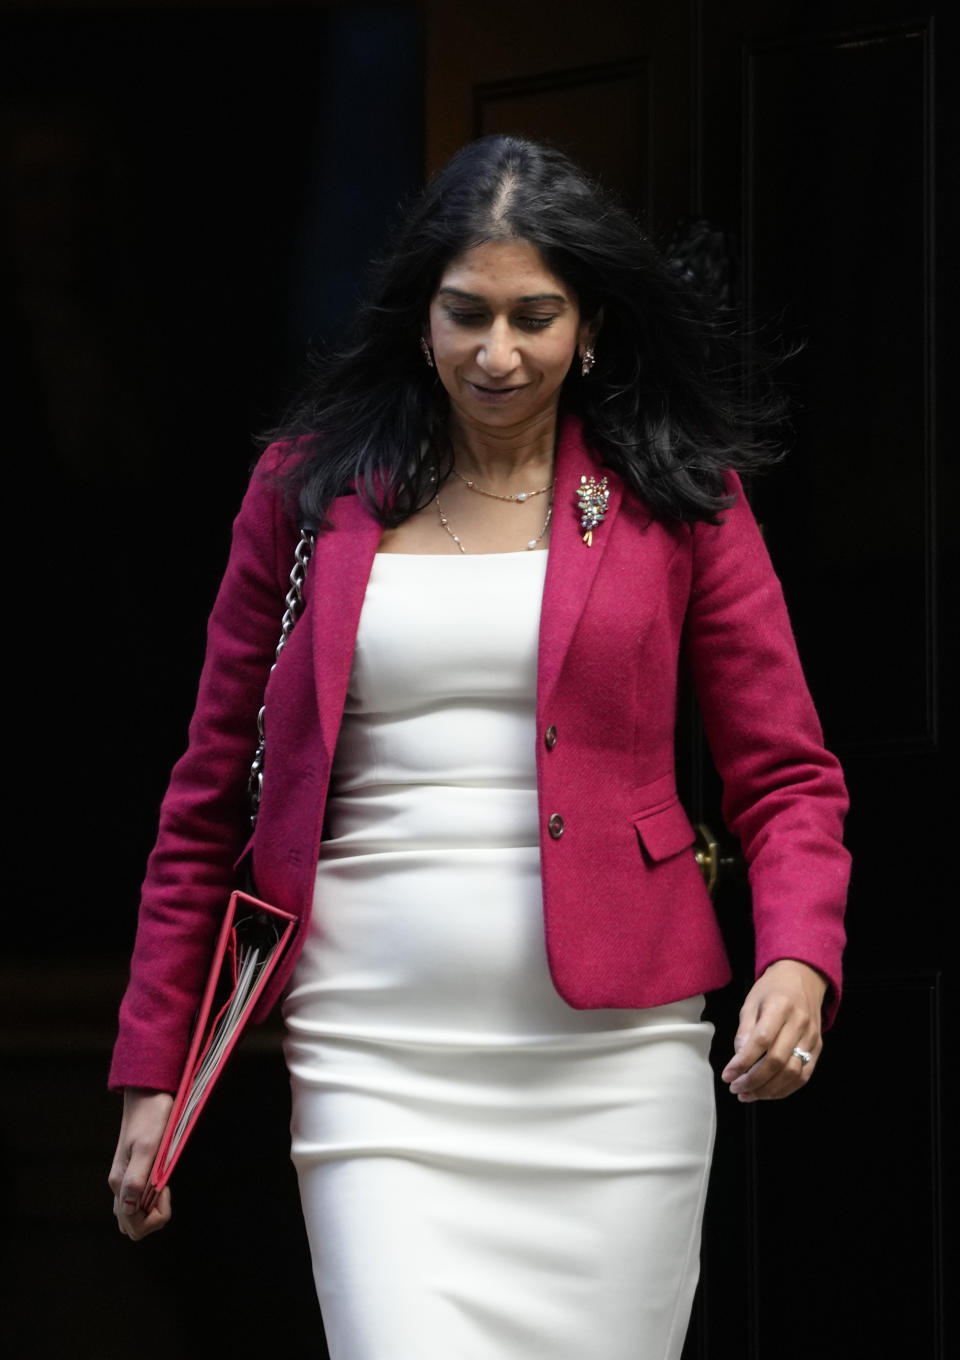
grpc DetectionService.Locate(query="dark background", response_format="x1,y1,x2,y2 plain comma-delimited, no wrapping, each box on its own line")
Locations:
3,2,422,958
1,2,954,1357
1,3,421,1353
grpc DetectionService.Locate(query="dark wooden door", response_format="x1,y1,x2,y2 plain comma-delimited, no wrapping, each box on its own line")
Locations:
424,3,954,1356
694,4,953,1357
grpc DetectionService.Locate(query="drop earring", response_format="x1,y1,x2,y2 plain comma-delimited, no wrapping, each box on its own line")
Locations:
420,337,435,369
580,346,596,377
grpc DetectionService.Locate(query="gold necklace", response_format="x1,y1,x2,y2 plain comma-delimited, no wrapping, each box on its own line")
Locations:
451,466,554,502
435,486,553,553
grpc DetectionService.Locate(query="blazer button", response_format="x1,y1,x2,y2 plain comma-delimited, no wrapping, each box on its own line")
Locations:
544,724,558,750
548,812,564,839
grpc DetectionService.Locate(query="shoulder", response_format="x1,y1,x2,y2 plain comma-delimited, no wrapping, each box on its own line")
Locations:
689,470,767,564
222,439,320,594
249,435,315,498
239,436,321,531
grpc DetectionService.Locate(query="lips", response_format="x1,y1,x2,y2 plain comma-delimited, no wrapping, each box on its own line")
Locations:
465,380,527,401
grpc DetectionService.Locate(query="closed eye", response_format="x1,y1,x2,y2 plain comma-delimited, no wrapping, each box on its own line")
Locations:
444,309,558,331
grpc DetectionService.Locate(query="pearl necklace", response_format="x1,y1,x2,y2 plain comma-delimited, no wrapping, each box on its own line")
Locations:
450,466,554,502
435,485,553,553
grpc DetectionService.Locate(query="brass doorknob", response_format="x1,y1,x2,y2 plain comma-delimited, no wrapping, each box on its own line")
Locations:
694,823,720,895
693,823,740,897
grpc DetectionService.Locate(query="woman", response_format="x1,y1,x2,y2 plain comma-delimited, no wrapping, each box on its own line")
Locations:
109,136,849,1359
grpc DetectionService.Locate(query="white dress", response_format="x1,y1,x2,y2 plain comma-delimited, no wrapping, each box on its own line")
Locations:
283,550,716,1360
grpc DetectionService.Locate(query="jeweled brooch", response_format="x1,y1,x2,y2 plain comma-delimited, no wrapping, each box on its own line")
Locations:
576,474,609,546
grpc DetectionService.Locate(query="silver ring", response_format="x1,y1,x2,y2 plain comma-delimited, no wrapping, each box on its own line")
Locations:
792,1046,812,1066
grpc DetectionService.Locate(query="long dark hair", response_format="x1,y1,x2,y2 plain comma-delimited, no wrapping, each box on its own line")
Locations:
266,135,784,528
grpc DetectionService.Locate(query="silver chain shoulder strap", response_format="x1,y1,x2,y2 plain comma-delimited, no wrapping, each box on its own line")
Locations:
247,525,316,825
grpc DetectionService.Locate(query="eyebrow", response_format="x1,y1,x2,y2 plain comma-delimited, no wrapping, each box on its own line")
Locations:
436,287,569,304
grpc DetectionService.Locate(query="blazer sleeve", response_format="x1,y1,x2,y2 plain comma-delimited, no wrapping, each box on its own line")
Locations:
683,473,850,1025
108,444,300,1091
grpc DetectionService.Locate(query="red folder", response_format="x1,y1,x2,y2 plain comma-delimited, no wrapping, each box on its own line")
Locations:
141,890,297,1210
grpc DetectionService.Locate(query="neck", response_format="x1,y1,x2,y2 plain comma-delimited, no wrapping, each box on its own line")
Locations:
448,406,560,488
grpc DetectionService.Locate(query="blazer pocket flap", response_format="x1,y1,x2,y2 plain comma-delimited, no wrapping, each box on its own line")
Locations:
633,800,696,862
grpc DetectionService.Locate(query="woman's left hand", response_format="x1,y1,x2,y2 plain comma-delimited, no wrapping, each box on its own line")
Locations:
720,959,828,1102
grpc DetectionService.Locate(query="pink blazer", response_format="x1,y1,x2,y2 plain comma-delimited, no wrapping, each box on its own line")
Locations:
109,415,850,1092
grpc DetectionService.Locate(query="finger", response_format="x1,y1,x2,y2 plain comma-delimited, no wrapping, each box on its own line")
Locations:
109,1147,140,1233
721,1000,791,1085
136,1188,172,1238
117,1168,148,1222
731,1036,810,1099
115,1134,160,1226
720,1008,763,1084
107,1150,128,1200
114,1188,171,1240
733,1030,821,1101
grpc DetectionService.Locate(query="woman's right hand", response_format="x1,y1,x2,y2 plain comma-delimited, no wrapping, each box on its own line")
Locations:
108,1087,174,1240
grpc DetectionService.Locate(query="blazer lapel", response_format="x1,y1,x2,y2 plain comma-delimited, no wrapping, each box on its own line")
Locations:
308,492,381,756
305,415,623,753
538,416,623,708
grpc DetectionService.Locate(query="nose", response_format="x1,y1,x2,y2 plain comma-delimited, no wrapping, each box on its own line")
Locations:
477,319,519,377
